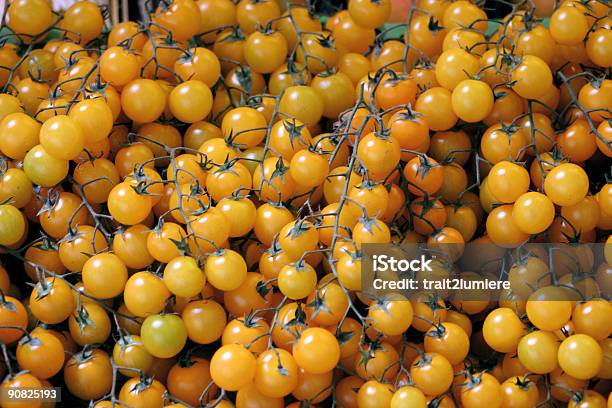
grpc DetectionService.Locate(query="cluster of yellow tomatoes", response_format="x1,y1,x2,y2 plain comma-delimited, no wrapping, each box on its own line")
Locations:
0,0,610,407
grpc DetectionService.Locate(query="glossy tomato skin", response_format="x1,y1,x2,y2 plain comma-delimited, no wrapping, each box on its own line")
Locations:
68,98,113,144
169,80,213,123
61,0,104,44
487,161,530,203
0,296,28,344
182,299,227,345
29,277,74,324
410,352,454,396
244,30,288,74
279,85,324,126
153,0,200,42
558,334,603,380
112,224,155,269
451,79,494,123
210,343,257,391
121,79,167,123
108,181,153,225
64,349,113,401
68,302,112,346
435,48,480,91
544,163,589,207
424,322,469,365
0,204,26,246
24,145,69,187
82,252,128,299
517,330,559,374
163,255,206,298
118,377,167,408
460,372,503,408
112,334,153,377
550,6,589,46
141,314,188,359
167,356,217,405
124,271,171,317
100,46,141,86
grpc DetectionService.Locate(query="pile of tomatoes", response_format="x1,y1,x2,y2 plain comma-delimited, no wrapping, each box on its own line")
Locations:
0,0,610,406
